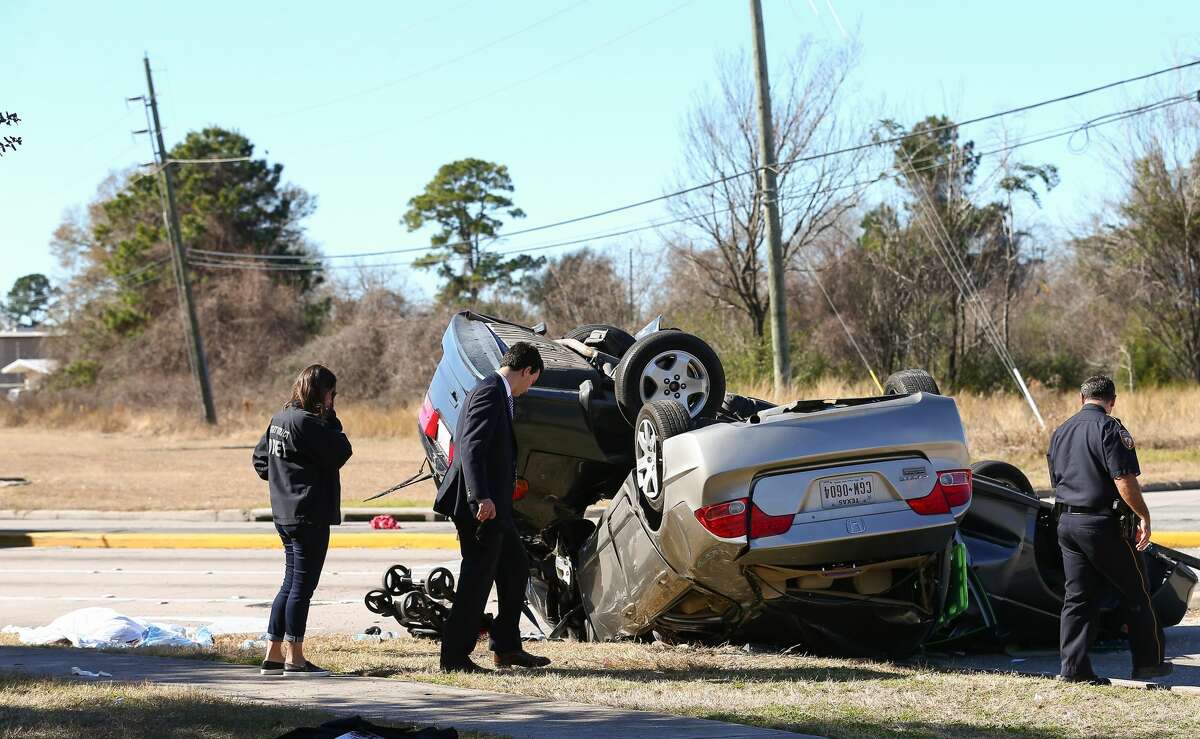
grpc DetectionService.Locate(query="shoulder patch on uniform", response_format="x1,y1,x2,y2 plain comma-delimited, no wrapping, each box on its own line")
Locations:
1119,429,1135,449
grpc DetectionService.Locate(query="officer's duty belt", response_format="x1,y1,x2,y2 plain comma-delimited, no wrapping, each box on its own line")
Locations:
1061,503,1117,516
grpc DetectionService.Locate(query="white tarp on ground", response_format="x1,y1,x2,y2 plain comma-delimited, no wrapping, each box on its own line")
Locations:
1,607,266,649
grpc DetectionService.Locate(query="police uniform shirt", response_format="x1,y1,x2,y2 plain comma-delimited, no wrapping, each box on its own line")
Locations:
1047,403,1140,508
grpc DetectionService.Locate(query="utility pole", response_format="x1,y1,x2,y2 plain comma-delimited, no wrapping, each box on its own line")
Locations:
141,55,217,424
748,0,790,394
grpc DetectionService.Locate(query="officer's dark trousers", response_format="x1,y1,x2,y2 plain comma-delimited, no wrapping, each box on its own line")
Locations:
1058,512,1163,678
440,515,529,665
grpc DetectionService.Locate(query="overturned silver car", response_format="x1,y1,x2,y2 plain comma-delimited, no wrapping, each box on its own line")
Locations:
403,312,1195,656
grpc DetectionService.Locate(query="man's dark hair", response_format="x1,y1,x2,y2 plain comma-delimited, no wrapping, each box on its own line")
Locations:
1080,375,1116,402
501,341,544,374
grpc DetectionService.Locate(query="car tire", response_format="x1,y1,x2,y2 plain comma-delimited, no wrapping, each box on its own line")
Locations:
884,368,941,395
633,400,693,525
564,324,636,358
614,330,726,423
971,459,1037,499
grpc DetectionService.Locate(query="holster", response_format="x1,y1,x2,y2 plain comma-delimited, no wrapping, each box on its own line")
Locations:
1115,500,1138,541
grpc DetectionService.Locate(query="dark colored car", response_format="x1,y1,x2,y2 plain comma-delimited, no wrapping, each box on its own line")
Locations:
410,311,1195,656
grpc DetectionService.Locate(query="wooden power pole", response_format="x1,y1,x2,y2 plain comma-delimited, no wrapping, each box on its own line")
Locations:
748,0,790,394
143,55,217,424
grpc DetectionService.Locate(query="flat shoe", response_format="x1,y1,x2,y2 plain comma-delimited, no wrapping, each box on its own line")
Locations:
260,660,284,676
284,661,330,677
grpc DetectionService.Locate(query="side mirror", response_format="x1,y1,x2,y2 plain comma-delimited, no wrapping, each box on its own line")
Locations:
531,322,548,336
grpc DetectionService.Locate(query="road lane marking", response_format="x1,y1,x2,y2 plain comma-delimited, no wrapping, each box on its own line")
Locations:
0,595,360,605
0,531,459,549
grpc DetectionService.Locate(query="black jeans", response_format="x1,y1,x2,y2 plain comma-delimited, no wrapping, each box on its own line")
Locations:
1058,512,1164,678
267,522,330,643
440,516,529,666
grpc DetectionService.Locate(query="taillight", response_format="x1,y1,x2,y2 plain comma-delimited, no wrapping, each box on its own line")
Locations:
906,469,972,515
938,469,972,507
695,498,749,538
750,504,794,538
906,487,949,515
418,395,439,440
513,478,529,501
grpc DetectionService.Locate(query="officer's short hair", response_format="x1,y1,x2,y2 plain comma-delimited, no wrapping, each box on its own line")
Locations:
1080,375,1116,402
501,341,544,374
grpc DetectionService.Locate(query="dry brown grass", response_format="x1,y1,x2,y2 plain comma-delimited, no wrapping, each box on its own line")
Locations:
0,424,434,512
46,634,1199,739
0,670,338,738
0,669,505,738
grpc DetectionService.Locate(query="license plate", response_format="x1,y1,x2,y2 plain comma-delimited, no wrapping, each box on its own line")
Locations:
820,476,875,509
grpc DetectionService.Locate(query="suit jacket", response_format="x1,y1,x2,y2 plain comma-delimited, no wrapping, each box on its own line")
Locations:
432,373,517,522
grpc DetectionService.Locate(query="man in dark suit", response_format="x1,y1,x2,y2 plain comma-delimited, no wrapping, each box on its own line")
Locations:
434,341,549,673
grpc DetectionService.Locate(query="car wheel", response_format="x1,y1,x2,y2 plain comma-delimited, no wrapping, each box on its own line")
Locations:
614,330,726,423
564,323,636,358
634,400,693,521
971,459,1037,499
884,368,941,395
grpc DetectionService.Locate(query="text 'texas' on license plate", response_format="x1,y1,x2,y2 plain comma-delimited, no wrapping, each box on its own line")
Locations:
820,476,874,509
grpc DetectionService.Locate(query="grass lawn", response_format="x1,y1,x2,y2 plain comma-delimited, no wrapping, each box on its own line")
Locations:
0,670,506,739
78,633,1199,739
0,429,434,512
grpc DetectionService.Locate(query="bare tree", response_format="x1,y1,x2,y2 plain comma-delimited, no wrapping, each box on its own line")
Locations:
667,40,866,337
524,248,632,333
1079,94,1200,381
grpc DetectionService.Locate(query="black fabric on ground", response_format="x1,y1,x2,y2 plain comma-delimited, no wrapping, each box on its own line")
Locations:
275,714,457,739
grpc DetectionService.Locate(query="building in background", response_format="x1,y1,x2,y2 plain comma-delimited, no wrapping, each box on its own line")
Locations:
0,330,54,399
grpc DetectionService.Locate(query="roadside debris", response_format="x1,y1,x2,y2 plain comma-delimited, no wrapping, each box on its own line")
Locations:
370,514,400,529
3,607,263,649
70,667,112,678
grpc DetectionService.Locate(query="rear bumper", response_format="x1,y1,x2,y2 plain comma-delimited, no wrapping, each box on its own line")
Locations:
738,513,958,567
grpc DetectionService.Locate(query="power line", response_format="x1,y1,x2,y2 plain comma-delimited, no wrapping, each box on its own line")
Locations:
187,92,1195,270
327,0,696,149
189,62,1200,266
267,0,588,120
166,156,253,165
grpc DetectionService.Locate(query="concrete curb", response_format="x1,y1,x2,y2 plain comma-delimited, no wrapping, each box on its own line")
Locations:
0,506,610,523
0,530,459,550
1,528,1196,550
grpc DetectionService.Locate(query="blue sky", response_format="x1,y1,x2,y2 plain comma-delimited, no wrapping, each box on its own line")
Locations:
2,1,1199,299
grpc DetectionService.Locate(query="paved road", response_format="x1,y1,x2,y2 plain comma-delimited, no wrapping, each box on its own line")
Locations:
0,547,464,636
1,490,1195,633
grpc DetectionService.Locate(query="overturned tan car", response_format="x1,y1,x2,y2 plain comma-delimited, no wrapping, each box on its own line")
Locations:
405,312,1195,656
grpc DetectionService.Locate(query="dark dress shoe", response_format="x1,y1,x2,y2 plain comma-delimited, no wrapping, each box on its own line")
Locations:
1056,674,1111,686
440,658,489,674
493,650,551,668
1131,661,1174,680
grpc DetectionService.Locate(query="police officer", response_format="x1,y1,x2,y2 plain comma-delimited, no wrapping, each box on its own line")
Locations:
1047,375,1171,684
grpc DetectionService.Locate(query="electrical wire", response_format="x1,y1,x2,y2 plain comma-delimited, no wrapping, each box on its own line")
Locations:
189,62,1200,265
166,156,252,165
186,92,1195,271
329,0,696,149
268,0,589,120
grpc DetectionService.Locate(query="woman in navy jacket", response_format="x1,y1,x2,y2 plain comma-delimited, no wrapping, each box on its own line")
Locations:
252,364,352,677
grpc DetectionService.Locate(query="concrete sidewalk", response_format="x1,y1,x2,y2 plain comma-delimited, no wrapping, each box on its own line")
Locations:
925,619,1200,695
0,646,813,738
